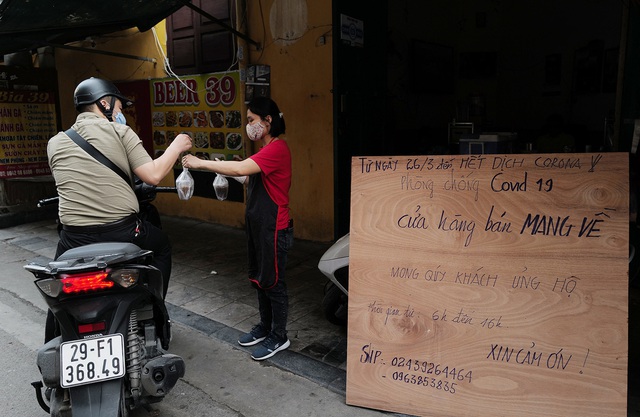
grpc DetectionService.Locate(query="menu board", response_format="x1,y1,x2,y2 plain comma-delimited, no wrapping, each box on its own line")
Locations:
149,72,244,164
0,90,56,178
347,153,629,417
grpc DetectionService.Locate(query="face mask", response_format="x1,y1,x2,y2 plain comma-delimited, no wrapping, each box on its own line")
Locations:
246,121,266,141
114,112,127,125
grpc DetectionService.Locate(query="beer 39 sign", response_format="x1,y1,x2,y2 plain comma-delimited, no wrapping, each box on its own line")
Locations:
149,72,244,165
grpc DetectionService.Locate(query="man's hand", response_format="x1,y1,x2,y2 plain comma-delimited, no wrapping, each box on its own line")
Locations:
172,133,194,153
136,133,193,185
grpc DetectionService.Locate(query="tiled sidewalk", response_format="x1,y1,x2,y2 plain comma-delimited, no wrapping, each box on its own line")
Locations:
1,216,348,369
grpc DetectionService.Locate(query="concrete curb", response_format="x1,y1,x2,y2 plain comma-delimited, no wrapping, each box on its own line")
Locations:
166,302,348,396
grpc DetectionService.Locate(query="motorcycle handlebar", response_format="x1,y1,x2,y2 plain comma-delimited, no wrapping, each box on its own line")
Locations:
37,185,178,208
37,197,59,207
155,186,177,193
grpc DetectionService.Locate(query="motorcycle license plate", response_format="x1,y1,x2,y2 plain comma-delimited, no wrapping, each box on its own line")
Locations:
60,334,125,388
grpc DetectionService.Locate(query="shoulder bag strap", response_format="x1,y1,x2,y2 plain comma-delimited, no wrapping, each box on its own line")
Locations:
65,128,132,187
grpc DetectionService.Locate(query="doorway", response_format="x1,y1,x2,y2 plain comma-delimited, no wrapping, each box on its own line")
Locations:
332,0,387,239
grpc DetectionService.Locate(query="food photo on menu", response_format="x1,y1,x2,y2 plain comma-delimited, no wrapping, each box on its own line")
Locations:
179,111,192,127
209,132,225,149
166,130,177,145
209,110,224,128
225,111,241,128
193,110,208,127
152,112,165,127
166,111,177,127
153,130,166,146
194,132,209,149
226,133,242,150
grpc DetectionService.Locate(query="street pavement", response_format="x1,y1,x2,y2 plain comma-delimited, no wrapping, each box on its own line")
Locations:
2,214,638,416
0,214,402,417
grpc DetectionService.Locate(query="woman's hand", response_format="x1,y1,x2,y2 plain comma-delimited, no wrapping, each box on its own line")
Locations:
182,154,202,170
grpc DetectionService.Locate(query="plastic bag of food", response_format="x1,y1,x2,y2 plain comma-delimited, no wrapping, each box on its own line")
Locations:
232,175,247,184
176,167,194,200
213,173,229,201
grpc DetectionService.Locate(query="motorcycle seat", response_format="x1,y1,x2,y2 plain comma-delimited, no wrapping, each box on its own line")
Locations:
57,242,148,261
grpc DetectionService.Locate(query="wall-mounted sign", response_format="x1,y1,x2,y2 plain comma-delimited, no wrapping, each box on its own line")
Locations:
340,14,364,47
150,71,244,163
0,89,56,178
149,71,245,202
244,65,270,104
347,153,628,417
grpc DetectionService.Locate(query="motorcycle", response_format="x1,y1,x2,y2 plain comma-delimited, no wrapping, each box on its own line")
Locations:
317,233,350,326
27,182,185,417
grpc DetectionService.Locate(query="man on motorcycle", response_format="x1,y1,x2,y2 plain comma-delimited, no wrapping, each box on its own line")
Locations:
47,77,193,306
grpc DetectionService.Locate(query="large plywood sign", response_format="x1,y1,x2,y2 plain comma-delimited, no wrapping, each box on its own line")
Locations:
347,153,629,417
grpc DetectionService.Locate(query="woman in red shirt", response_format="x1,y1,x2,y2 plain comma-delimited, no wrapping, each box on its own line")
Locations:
182,97,292,361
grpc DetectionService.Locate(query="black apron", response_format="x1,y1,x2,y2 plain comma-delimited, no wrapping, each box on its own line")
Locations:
246,172,280,289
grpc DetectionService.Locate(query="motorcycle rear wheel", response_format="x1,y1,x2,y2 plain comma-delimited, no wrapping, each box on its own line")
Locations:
118,383,129,417
322,283,348,326
49,388,72,417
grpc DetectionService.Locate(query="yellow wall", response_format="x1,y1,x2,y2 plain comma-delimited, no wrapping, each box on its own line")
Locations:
53,0,335,242
244,0,334,241
54,28,167,128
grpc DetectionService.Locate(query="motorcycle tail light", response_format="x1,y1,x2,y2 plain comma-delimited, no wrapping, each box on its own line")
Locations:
36,278,64,297
109,269,139,288
60,271,114,294
78,321,106,335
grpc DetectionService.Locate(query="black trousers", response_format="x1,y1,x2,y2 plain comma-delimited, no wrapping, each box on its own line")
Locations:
255,226,293,340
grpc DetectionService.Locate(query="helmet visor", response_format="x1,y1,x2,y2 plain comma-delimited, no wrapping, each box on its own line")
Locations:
116,95,134,109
